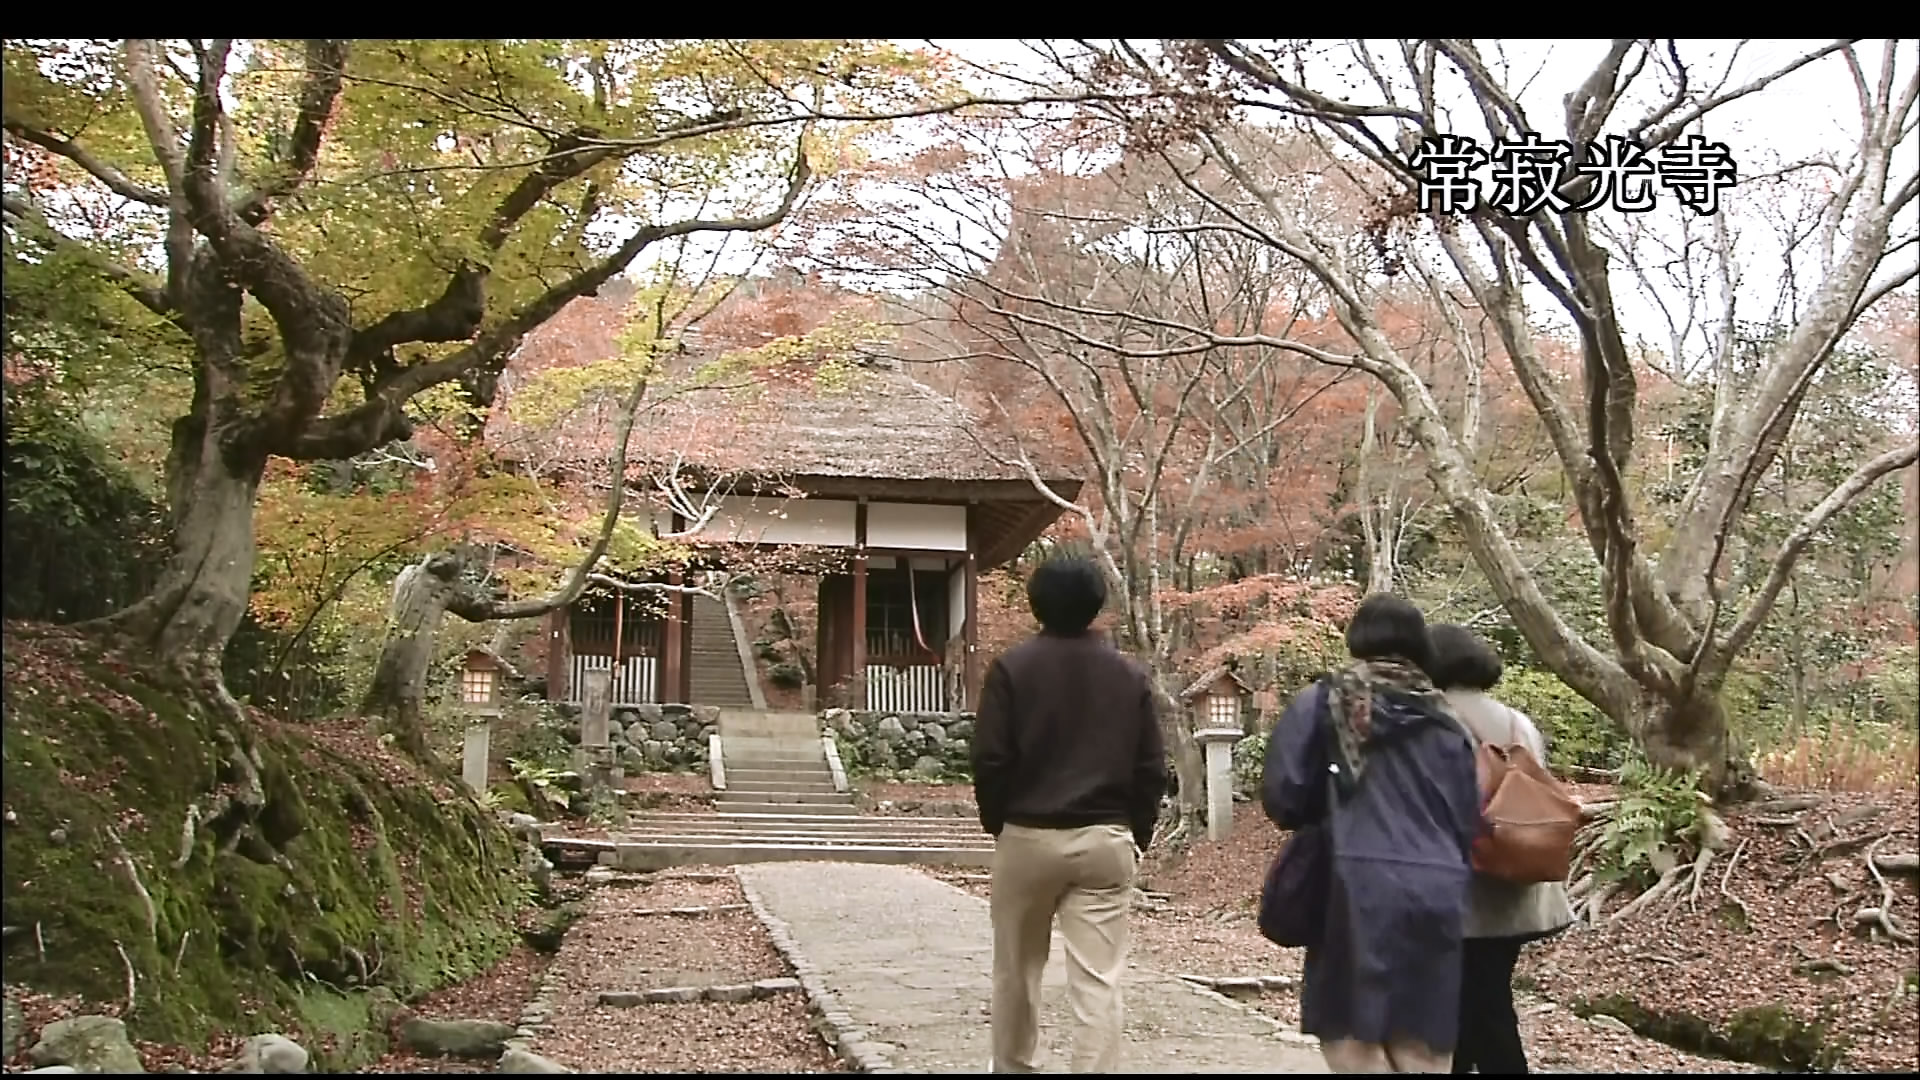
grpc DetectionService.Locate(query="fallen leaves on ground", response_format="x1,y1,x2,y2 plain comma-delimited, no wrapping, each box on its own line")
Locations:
357,945,552,1073
1520,789,1919,1074
858,780,975,816
541,996,843,1074
523,871,844,1073
623,772,715,795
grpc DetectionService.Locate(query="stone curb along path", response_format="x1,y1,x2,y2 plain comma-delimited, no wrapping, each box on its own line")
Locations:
738,870,904,1074
737,862,1329,1074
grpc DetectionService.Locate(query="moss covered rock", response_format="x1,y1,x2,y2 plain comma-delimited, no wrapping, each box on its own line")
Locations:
1574,993,1850,1072
1,627,530,1069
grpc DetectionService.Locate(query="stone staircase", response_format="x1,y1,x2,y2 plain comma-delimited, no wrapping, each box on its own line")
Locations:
688,593,755,707
553,709,993,871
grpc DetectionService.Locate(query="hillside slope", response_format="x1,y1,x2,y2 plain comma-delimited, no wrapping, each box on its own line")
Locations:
2,624,530,1069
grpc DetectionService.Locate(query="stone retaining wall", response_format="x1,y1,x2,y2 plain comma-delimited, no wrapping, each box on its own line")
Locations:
822,708,974,780
548,701,718,773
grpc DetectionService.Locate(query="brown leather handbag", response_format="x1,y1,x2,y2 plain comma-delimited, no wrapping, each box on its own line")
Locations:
1470,707,1583,884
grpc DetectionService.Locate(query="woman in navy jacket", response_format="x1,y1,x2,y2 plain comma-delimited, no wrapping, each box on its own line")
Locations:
1262,594,1481,1073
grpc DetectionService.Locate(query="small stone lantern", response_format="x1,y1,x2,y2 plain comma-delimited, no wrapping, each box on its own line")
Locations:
1179,664,1254,843
458,649,505,794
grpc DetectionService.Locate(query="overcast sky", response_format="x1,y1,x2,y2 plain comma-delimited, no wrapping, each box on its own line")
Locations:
896,40,1917,378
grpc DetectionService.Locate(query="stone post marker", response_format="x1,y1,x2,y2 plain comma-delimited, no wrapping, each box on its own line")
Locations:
462,723,490,794
579,670,619,799
1194,727,1244,842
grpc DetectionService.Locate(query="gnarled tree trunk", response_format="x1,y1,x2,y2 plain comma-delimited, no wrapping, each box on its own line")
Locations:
361,553,471,761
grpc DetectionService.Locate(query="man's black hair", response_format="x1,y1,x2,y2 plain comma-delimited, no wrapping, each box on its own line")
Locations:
1026,556,1107,635
1425,623,1504,691
1344,592,1433,672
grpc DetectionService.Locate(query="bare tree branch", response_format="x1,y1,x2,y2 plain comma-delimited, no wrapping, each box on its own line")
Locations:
1715,443,1920,669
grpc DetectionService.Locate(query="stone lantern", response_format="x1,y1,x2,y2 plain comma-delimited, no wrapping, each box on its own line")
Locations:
1178,663,1255,843
458,649,506,794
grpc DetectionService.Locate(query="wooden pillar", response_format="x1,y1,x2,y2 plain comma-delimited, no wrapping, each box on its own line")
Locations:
852,502,869,710
612,588,625,666
964,505,980,709
545,609,570,701
678,586,693,703
663,570,684,705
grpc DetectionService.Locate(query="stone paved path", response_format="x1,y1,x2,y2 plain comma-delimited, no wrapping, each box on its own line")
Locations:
738,861,1328,1074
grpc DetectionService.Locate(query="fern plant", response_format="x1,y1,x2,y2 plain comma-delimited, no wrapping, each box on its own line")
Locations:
1591,754,1710,888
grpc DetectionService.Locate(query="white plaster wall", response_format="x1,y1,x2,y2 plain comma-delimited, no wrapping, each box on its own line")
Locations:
866,502,966,551
685,496,857,547
868,555,953,572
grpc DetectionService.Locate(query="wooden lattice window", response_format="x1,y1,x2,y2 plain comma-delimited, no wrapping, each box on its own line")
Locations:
1207,692,1240,729
460,667,496,705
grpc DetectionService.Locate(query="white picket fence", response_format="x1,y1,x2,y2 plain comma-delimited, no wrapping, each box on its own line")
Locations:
864,663,948,713
568,654,658,706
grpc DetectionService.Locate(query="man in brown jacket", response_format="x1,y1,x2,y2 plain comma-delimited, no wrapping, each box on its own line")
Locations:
972,556,1167,1073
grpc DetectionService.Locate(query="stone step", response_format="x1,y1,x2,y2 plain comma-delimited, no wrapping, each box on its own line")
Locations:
605,841,994,871
719,801,860,816
629,814,983,834
621,828,985,844
627,812,979,831
723,755,828,769
717,789,853,805
615,830,994,848
716,779,839,794
723,767,835,782
724,733,826,749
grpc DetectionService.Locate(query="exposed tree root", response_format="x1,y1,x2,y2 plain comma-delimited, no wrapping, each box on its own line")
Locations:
174,800,203,869
114,939,136,1013
1582,882,1619,926
1567,872,1596,903
1610,862,1688,923
1855,835,1917,945
1717,836,1752,924
1749,793,1825,815
1873,852,1918,874
1684,845,1716,912
104,824,158,945
1794,827,1895,868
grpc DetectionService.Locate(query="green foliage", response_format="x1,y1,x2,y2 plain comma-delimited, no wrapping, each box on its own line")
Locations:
1591,755,1710,887
1497,666,1629,770
508,757,577,813
1,404,167,623
1232,731,1268,797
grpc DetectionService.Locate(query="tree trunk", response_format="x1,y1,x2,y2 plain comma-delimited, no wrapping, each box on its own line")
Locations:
361,553,467,760
1632,688,1757,797
100,436,265,689
1153,679,1206,843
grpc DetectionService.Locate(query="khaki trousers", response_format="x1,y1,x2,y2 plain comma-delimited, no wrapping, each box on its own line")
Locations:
989,823,1137,1073
1320,1037,1453,1073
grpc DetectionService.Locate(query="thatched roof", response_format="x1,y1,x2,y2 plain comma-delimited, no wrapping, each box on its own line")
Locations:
484,297,1079,493
480,291,1082,567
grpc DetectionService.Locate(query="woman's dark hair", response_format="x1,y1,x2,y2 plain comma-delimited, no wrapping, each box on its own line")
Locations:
1426,623,1504,691
1026,557,1107,634
1344,593,1433,672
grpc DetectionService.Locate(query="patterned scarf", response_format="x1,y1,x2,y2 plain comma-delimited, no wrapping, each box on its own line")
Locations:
1324,656,1455,799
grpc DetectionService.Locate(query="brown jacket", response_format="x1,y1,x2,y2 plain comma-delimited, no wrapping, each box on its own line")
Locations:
971,631,1167,851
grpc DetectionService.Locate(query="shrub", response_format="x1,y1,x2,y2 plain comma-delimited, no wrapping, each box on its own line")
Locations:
1498,666,1627,771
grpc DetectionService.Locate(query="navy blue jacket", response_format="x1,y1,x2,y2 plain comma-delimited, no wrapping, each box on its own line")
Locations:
1262,677,1481,1050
